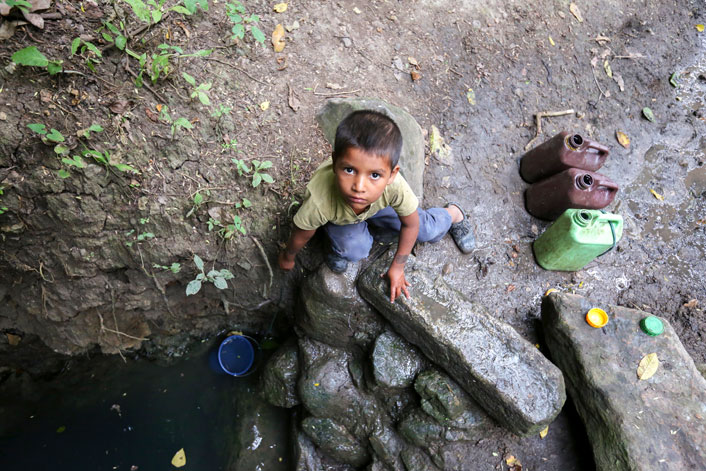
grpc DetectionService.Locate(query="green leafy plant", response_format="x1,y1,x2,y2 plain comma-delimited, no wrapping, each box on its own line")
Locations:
250,160,274,187
158,105,194,138
124,0,167,24
211,104,232,119
4,0,31,13
124,228,155,247
11,46,63,75
186,254,234,295
232,157,249,174
221,215,246,238
185,191,204,217
0,186,8,215
153,262,182,273
182,72,212,105
226,1,265,43
101,21,128,50
78,124,104,139
171,0,208,15
148,44,212,82
70,38,102,71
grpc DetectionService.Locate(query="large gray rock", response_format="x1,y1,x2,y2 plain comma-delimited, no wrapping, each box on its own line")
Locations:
371,330,423,389
298,338,366,425
316,98,425,200
400,447,439,471
358,251,566,436
301,417,371,468
293,428,355,471
369,423,406,470
414,369,489,431
260,340,300,408
298,262,385,348
542,292,706,471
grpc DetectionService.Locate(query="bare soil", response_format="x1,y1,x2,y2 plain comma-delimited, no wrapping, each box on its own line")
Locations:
1,0,705,469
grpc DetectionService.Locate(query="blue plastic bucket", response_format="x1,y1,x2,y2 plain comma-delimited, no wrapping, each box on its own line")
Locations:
217,335,255,376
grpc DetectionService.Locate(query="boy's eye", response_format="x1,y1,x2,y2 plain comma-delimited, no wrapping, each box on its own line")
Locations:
371,172,381,180
343,167,354,174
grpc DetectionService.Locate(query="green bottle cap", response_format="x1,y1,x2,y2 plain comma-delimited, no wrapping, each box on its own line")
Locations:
640,316,664,336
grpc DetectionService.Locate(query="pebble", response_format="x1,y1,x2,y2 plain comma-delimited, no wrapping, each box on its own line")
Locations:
342,37,352,48
0,112,6,121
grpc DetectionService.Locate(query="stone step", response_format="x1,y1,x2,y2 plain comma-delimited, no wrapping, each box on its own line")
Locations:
358,251,566,436
542,292,706,471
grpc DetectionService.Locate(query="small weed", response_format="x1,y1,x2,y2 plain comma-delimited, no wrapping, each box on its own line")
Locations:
222,138,239,152
101,21,128,50
153,262,182,273
4,0,31,13
124,229,155,247
158,106,194,138
185,191,205,218
211,104,232,119
182,72,212,105
250,160,274,187
226,1,265,43
70,38,102,71
171,0,209,16
124,0,167,24
0,186,8,215
186,254,234,295
11,46,63,75
232,157,249,175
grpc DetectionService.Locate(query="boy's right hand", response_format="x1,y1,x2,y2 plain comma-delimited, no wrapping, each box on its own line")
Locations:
278,251,295,271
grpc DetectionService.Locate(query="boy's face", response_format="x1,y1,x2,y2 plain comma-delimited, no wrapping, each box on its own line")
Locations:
333,147,399,214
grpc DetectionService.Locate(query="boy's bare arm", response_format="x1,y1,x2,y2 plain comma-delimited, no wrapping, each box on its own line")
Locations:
279,226,317,270
384,210,419,303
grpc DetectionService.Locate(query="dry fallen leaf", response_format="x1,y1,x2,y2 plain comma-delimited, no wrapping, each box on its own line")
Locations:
271,24,285,52
595,35,611,43
603,60,612,78
615,131,630,148
539,426,549,439
145,107,159,123
171,448,186,468
6,333,21,346
466,88,476,105
548,36,555,46
569,3,583,22
287,84,300,112
259,101,270,111
326,82,343,90
637,353,659,380
353,6,362,14
410,70,421,81
697,24,705,32
683,299,698,309
408,56,419,67
273,2,287,13
650,189,664,201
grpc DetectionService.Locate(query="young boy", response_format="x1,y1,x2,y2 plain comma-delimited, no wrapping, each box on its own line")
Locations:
278,110,475,302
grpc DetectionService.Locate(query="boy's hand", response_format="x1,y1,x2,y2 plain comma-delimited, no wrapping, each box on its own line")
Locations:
278,251,295,271
383,264,411,303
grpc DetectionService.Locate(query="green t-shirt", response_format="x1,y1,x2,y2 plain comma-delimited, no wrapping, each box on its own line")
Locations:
293,158,419,230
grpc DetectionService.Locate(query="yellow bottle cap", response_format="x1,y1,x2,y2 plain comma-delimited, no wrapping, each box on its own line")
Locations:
544,288,559,296
586,308,608,328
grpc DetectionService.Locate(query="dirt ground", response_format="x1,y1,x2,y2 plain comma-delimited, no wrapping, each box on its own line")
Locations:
1,0,705,469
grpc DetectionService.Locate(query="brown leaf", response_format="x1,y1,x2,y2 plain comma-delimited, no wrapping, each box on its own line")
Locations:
6,333,21,346
145,106,159,123
287,84,300,112
175,21,191,38
21,11,44,28
410,70,421,81
569,3,583,22
683,299,698,309
39,89,53,103
272,24,285,52
408,56,419,67
109,100,130,114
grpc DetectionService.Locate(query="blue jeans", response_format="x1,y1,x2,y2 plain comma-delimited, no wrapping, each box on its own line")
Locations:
323,206,452,261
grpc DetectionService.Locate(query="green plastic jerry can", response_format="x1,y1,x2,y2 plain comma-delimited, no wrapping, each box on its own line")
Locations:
533,209,623,271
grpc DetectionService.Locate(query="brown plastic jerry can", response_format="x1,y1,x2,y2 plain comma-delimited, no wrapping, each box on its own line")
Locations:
520,132,610,183
525,168,619,221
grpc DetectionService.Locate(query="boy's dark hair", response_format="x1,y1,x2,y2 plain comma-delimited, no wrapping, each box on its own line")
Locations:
332,110,402,169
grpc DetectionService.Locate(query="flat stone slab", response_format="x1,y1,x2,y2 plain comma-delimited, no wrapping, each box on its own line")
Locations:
542,292,706,471
358,251,566,436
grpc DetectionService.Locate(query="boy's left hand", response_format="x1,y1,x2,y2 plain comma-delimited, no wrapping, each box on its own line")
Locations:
383,265,411,303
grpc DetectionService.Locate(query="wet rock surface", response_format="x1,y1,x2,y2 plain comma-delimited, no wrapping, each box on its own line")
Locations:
298,262,385,348
542,292,706,471
302,417,371,467
371,330,423,389
259,339,300,408
415,369,489,431
358,250,566,436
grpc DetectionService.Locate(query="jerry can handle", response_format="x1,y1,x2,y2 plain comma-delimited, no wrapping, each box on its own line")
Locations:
586,141,610,156
596,210,618,258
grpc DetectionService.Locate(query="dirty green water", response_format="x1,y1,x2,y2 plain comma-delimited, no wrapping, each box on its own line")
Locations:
0,339,288,471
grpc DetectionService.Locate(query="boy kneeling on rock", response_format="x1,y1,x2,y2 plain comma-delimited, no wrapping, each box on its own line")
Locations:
278,110,476,302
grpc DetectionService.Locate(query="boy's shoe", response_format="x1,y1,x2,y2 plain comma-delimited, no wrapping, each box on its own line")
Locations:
325,252,349,273
446,202,476,254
